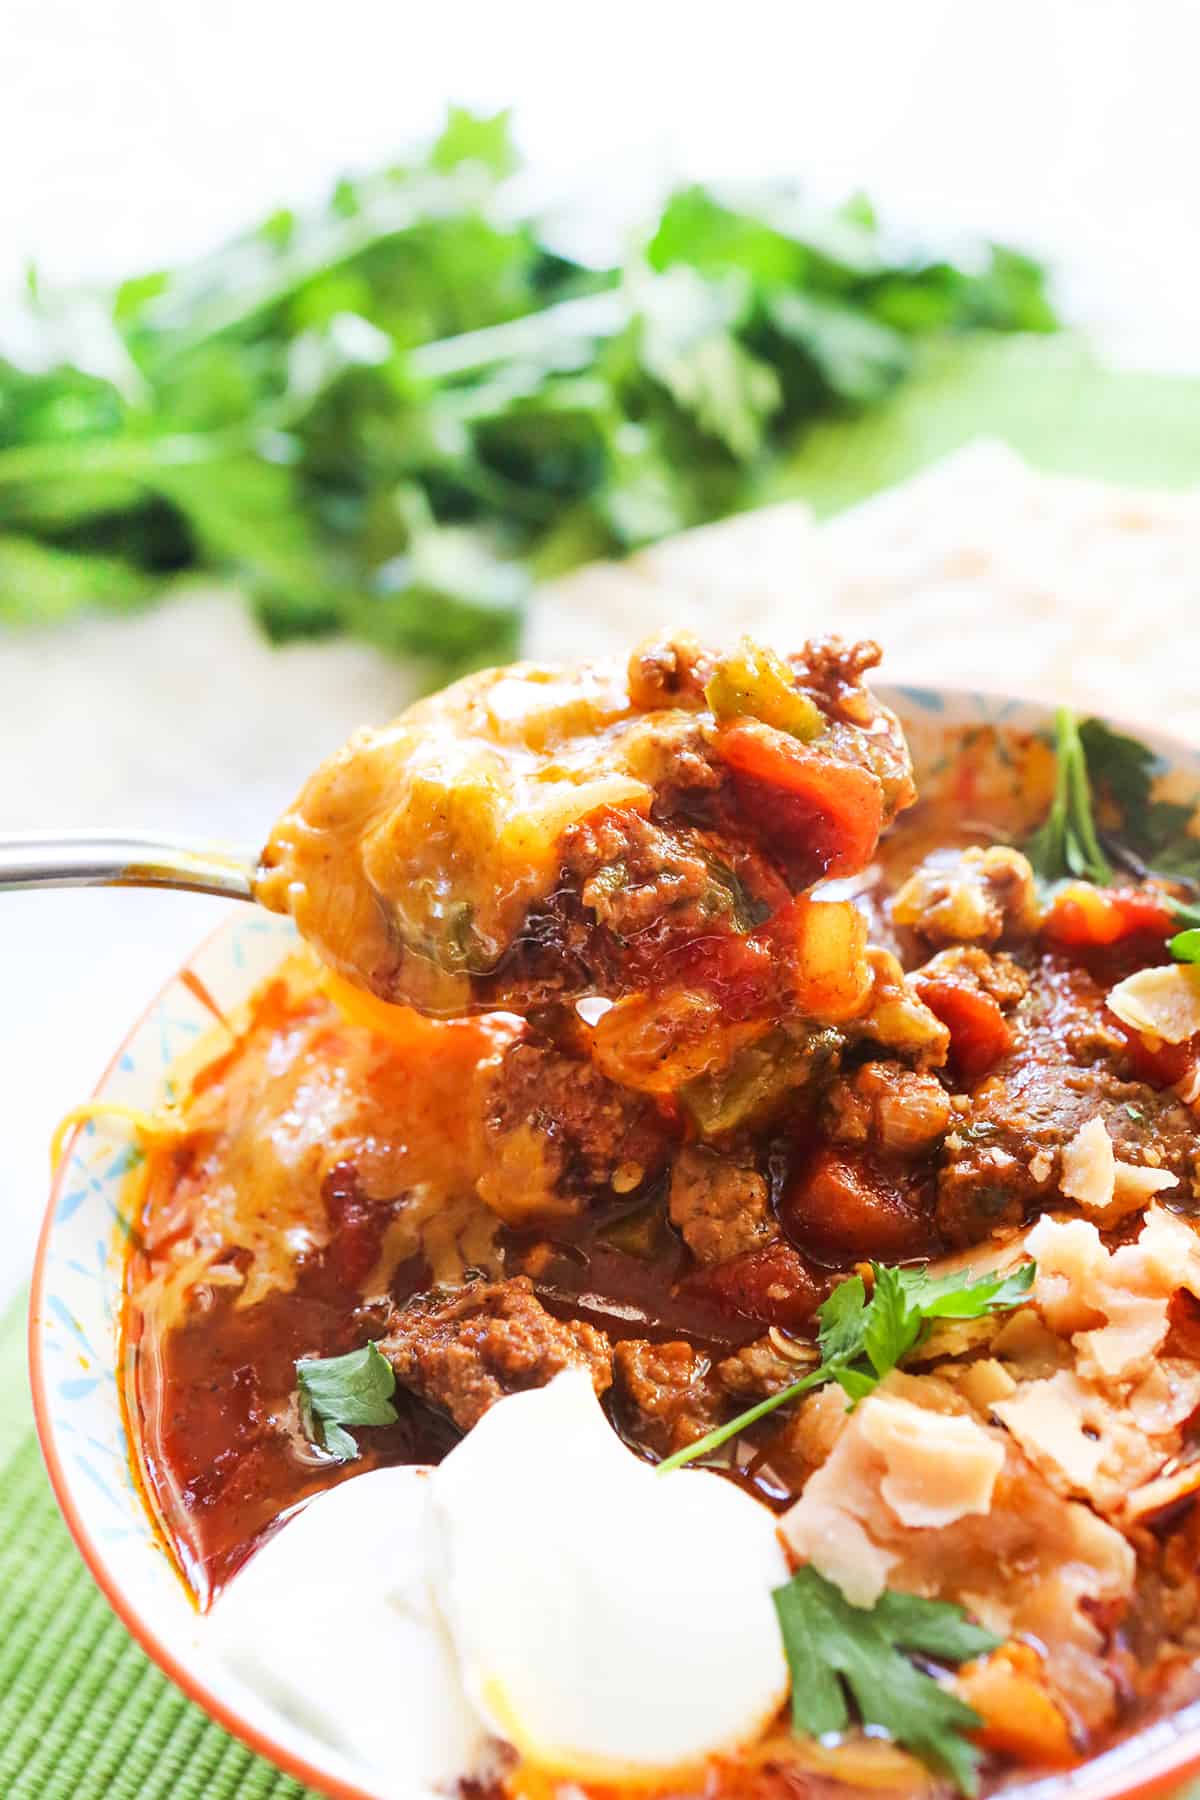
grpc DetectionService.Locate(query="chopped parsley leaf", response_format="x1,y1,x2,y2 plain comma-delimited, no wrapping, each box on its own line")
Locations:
773,1567,1000,1794
296,1341,398,1462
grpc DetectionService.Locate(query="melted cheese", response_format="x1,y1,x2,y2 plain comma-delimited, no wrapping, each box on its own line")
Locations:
257,659,706,1005
132,954,513,1327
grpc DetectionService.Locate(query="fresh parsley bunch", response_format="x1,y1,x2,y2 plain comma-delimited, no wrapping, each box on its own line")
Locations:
0,109,1055,680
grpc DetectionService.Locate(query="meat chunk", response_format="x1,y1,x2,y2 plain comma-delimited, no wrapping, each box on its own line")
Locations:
822,1061,951,1157
617,1333,819,1471
892,845,1041,947
477,1038,671,1225
626,633,714,710
918,945,1030,1011
613,1339,721,1457
936,953,1200,1247
382,1277,612,1430
568,811,721,940
668,1146,777,1264
715,1334,817,1399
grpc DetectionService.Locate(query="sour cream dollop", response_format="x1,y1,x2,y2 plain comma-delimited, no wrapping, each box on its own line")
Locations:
429,1367,790,1779
209,1369,790,1791
207,1463,483,1789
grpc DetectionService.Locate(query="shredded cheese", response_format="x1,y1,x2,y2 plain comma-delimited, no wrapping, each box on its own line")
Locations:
1107,963,1200,1046
859,1391,1004,1527
1057,1116,1178,1219
50,1100,178,1174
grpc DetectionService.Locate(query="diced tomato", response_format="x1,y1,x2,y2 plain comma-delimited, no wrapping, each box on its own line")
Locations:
1110,1016,1197,1090
660,930,777,1021
659,896,871,1027
1041,882,1176,950
683,1241,823,1331
912,975,1014,1080
716,718,884,880
780,1146,933,1262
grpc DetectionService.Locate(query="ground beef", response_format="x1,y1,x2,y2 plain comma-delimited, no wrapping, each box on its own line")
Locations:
615,1333,818,1465
626,634,714,710
822,1062,952,1157
714,1335,815,1399
667,1146,777,1264
566,811,721,938
381,1277,612,1430
612,1339,721,1456
792,635,883,700
917,944,1031,1011
477,1038,671,1225
936,953,1200,1245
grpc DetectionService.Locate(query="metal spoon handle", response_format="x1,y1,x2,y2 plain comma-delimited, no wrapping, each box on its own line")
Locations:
0,832,258,901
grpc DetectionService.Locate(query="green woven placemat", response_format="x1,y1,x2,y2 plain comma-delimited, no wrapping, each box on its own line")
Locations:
0,1292,315,1799
7,336,1200,1798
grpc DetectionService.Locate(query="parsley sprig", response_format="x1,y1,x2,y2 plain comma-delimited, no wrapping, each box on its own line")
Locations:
773,1567,1000,1794
1025,709,1200,888
656,1258,1034,1474
296,1341,398,1461
1024,707,1113,885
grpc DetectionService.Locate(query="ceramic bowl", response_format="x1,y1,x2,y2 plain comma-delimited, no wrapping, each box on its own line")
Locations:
29,688,1200,1800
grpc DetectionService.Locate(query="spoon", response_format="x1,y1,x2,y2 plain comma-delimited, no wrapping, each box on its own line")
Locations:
0,832,258,901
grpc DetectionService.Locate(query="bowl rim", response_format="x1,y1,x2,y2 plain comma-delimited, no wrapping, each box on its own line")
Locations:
27,911,378,1800
25,681,1200,1800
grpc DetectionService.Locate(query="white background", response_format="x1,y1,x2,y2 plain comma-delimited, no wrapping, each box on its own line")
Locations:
4,0,1200,1305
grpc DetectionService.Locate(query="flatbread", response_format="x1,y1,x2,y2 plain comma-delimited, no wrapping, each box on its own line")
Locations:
536,441,1200,739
